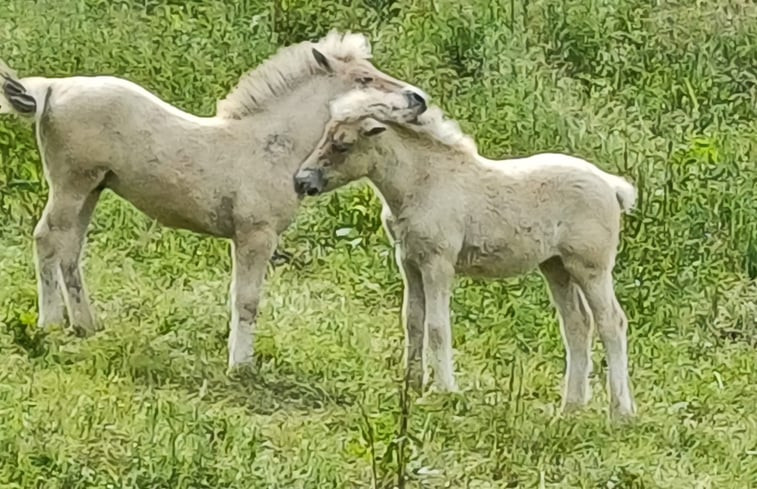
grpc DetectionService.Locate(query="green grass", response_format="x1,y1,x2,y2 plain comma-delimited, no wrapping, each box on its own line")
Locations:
1,0,756,487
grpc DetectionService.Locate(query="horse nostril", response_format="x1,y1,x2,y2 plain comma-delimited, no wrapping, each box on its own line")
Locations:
294,176,311,195
306,187,320,196
404,91,427,114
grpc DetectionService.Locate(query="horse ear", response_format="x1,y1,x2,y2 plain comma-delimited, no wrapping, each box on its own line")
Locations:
312,48,333,72
364,126,386,137
361,119,387,137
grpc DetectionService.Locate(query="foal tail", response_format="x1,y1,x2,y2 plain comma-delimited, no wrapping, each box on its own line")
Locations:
0,59,44,120
602,173,637,214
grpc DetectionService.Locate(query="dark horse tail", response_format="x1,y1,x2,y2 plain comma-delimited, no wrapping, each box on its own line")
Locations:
0,59,38,117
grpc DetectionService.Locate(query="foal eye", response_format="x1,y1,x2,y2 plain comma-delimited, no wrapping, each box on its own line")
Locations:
333,142,350,153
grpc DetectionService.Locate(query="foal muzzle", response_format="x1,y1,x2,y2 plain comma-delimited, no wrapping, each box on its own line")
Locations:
404,90,427,113
294,168,326,197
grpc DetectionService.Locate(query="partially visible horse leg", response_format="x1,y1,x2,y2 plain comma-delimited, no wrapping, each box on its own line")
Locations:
34,184,100,335
228,225,277,369
419,256,458,392
385,208,425,390
539,256,594,413
397,252,426,391
34,198,65,328
565,258,635,419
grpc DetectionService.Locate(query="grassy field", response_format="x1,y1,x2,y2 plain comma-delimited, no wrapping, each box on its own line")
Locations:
1,0,756,487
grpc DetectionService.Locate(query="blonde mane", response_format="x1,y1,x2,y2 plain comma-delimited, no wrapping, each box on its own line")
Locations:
330,88,479,156
407,105,479,156
217,30,372,119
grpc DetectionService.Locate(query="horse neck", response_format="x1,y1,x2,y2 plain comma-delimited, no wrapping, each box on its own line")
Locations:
366,131,433,214
238,76,351,171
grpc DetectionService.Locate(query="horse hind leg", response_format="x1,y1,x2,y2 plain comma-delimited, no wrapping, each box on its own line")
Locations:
34,203,65,328
563,256,635,419
60,190,100,335
539,256,594,413
35,184,101,336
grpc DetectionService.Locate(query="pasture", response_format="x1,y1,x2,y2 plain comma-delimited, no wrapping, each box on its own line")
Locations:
0,0,755,487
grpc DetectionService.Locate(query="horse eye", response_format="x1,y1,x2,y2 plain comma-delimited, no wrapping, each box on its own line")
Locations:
333,142,349,153
357,76,374,84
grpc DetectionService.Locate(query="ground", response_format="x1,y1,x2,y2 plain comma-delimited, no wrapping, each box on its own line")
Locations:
0,1,755,488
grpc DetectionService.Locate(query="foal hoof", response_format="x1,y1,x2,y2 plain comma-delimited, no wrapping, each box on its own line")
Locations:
404,378,423,396
561,401,588,416
72,323,97,338
37,314,65,330
422,381,460,397
227,361,256,381
415,386,465,408
404,368,424,393
609,406,637,424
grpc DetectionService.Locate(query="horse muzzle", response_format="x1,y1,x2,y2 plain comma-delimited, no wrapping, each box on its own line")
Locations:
294,168,326,197
404,90,427,113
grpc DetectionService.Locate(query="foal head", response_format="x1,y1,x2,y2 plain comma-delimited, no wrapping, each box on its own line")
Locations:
293,88,427,196
310,46,427,99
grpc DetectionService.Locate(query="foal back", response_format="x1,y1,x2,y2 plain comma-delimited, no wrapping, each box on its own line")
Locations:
454,155,625,278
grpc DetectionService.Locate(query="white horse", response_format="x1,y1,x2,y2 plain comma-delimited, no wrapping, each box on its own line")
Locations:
294,89,637,418
0,32,426,370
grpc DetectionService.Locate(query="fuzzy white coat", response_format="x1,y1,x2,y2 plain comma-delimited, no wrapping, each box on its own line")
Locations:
0,32,424,369
295,89,637,418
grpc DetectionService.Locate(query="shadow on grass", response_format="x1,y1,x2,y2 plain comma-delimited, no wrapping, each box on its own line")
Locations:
41,328,360,415
0,291,359,415
214,359,359,414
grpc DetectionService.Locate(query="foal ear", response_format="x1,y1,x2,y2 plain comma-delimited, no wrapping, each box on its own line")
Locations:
363,126,386,137
360,119,387,137
312,48,333,72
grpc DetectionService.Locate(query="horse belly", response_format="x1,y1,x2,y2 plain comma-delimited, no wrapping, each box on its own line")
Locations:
456,227,553,279
107,176,233,238
456,245,539,278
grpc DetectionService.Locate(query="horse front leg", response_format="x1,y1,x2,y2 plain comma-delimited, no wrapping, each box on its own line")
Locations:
228,225,277,370
397,250,426,391
419,257,458,392
34,188,99,335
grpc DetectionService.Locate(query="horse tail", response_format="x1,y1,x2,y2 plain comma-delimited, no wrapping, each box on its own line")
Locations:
602,173,637,213
0,59,49,121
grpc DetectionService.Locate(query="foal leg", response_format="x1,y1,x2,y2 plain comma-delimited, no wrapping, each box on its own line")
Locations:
228,225,277,369
397,251,425,390
57,190,100,334
34,199,65,327
419,258,458,392
539,257,593,413
34,188,99,334
567,262,635,418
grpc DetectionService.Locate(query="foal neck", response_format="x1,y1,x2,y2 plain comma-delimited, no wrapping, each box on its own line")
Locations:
367,129,477,216
366,131,431,214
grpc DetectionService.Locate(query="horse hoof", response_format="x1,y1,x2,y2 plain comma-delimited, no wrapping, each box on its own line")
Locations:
609,406,637,423
227,361,256,380
73,324,97,338
561,401,588,415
